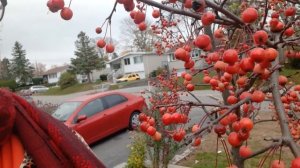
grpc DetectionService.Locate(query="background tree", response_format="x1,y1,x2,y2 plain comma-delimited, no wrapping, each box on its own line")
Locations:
10,41,34,85
33,62,46,76
70,31,105,83
0,57,12,80
58,72,77,89
120,18,158,52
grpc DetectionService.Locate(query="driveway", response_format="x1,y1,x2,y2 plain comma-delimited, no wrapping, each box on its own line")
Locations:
32,86,271,167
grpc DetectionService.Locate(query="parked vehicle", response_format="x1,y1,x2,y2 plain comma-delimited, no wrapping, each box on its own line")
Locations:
52,91,146,144
116,73,140,83
29,85,49,93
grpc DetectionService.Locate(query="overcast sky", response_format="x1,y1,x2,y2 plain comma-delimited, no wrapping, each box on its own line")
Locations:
0,1,133,69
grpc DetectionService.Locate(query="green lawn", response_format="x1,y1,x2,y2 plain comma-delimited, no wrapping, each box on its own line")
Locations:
41,83,96,95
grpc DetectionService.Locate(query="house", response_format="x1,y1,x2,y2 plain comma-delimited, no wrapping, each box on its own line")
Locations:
107,52,168,82
43,65,69,84
164,48,207,76
106,49,207,82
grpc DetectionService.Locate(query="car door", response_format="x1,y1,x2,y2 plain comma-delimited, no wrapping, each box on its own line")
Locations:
72,98,109,144
102,94,128,132
128,74,134,81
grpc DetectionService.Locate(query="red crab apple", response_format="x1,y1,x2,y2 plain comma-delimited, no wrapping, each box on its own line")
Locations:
223,49,238,65
250,47,265,63
239,117,253,132
214,28,224,38
97,39,106,48
253,30,268,46
162,113,172,125
228,132,242,147
264,48,278,62
278,75,288,86
291,157,300,168
241,7,258,23
194,34,211,49
47,0,60,13
152,9,160,18
138,22,147,31
201,11,215,26
271,160,285,168
106,44,115,53
193,137,201,146
52,0,65,10
184,0,193,8
134,11,146,24
214,124,226,136
284,27,295,37
140,122,149,132
60,7,73,20
95,27,102,34
251,90,265,103
239,146,252,158
240,57,254,72
285,7,296,17
146,126,156,136
152,132,162,141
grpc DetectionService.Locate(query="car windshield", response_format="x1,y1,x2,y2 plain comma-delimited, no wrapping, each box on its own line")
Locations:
52,101,82,121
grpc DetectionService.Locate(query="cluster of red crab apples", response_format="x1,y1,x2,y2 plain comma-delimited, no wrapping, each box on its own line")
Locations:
47,0,73,20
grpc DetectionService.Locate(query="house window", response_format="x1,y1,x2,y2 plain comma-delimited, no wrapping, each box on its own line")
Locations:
134,56,143,64
191,49,201,58
124,58,131,65
49,73,57,79
169,53,176,61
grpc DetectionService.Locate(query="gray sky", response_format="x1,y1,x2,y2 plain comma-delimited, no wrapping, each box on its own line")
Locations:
0,1,130,69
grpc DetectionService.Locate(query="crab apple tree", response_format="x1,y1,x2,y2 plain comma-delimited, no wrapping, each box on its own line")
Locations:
53,0,300,167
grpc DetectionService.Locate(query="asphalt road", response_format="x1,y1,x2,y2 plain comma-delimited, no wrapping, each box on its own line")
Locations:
32,86,271,167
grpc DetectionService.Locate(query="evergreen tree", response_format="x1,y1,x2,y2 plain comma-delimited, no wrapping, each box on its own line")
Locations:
70,31,105,83
10,41,34,85
0,58,12,80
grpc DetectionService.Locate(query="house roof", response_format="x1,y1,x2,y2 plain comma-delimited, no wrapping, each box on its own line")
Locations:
43,65,69,75
106,52,157,64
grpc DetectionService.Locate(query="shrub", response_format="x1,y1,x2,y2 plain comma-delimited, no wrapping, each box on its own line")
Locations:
149,67,164,78
0,80,17,91
100,74,108,81
58,72,77,89
126,133,146,168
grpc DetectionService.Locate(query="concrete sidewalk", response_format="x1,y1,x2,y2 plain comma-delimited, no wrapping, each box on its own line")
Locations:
113,162,190,168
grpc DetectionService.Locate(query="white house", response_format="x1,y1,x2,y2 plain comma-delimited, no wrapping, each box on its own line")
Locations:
107,52,168,81
164,48,207,76
106,49,207,82
43,65,69,84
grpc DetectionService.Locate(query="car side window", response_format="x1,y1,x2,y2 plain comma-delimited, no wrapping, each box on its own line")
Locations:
103,94,128,108
78,98,105,118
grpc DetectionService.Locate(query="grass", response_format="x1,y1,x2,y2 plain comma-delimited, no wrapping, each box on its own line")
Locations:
41,83,96,95
178,112,294,167
280,68,300,84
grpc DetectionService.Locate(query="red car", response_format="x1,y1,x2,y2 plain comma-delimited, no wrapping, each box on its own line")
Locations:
52,91,146,144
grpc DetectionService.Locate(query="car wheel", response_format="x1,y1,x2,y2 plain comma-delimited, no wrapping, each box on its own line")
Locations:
129,111,140,130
